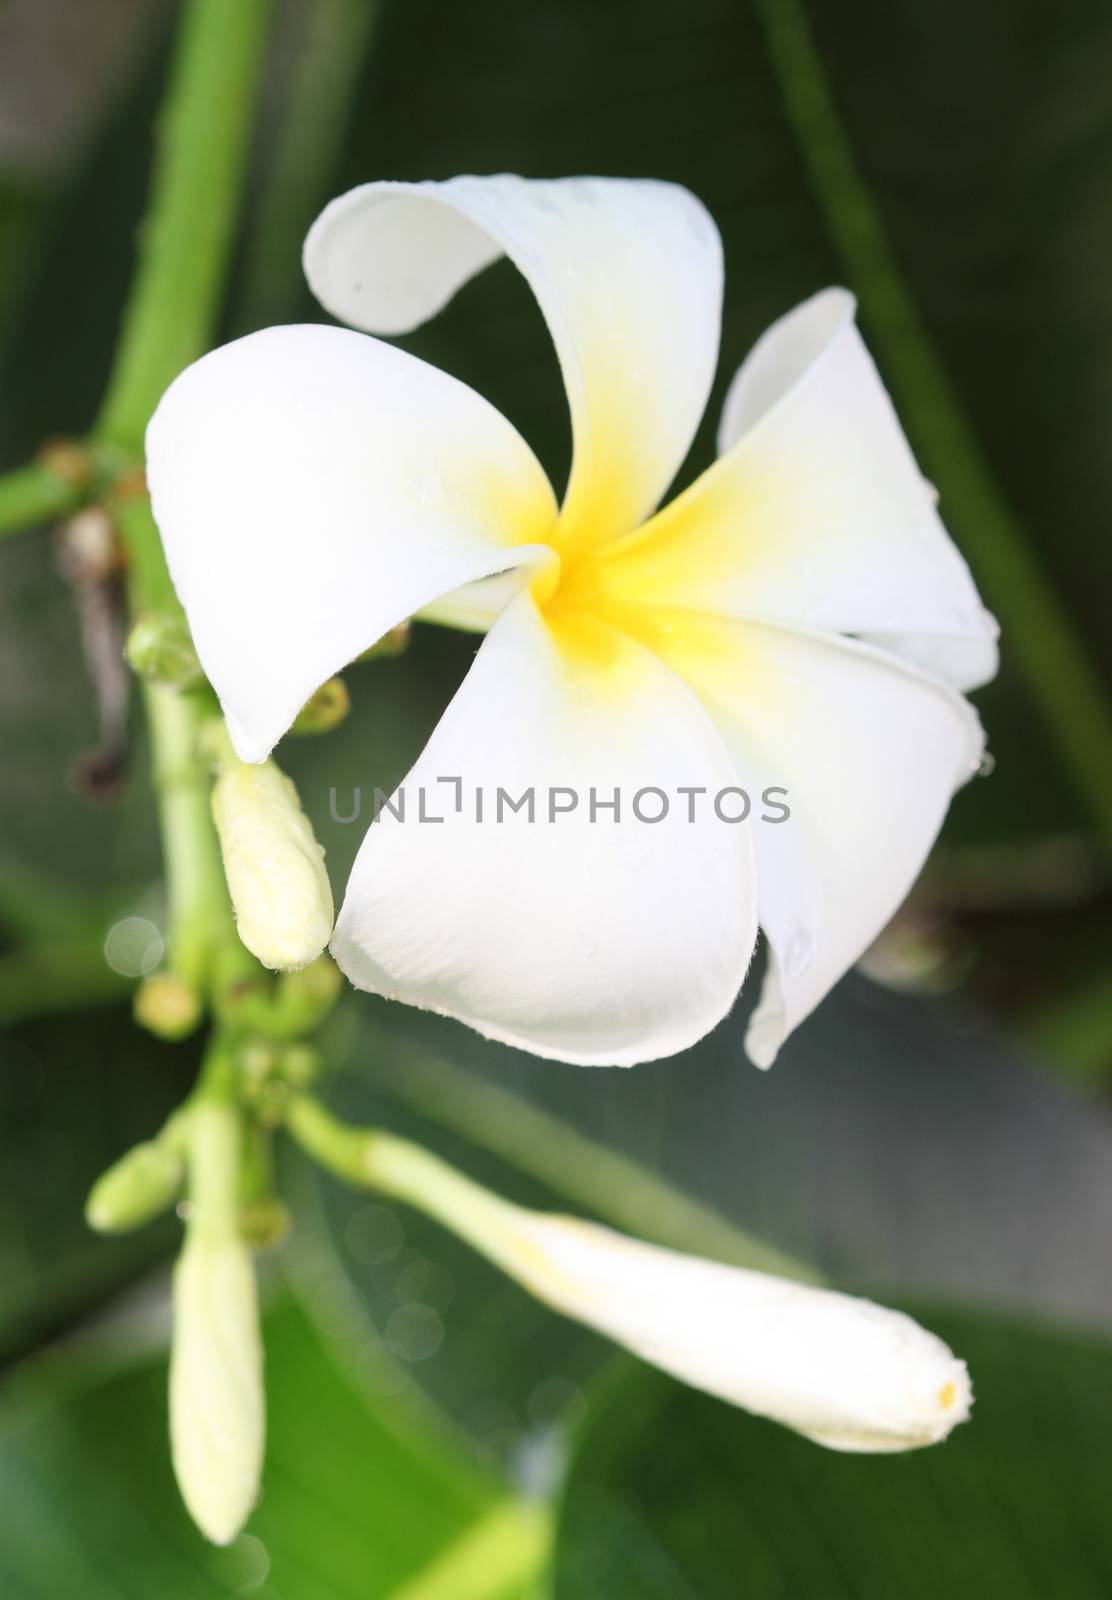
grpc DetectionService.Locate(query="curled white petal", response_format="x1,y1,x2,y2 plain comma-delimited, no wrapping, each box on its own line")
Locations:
304,174,723,548
146,323,556,761
495,1212,971,1451
170,1235,264,1545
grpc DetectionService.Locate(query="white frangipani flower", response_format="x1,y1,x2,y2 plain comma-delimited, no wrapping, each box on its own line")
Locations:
147,175,997,1068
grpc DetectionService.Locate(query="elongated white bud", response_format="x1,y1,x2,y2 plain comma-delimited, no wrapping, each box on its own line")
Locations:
170,1231,264,1544
498,1215,970,1451
287,1109,972,1455
169,1100,265,1545
210,753,333,971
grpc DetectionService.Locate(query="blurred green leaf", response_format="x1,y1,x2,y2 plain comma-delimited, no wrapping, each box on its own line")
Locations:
0,1294,545,1599
0,1007,190,1361
553,1310,1112,1598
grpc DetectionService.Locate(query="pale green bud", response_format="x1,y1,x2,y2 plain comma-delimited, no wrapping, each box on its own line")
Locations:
211,757,333,972
286,952,343,1009
85,1139,183,1232
239,1197,291,1251
134,972,203,1039
126,612,204,690
170,1233,264,1545
291,676,350,735
279,1042,321,1091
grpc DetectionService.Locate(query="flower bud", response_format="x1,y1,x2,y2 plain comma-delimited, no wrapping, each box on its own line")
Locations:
85,1139,183,1232
291,676,350,735
498,1215,970,1451
170,1233,264,1545
239,1196,291,1251
134,972,203,1039
210,756,333,971
126,612,204,689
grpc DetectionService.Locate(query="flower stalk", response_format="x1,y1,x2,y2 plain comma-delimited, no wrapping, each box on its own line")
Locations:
96,0,273,453
0,460,84,539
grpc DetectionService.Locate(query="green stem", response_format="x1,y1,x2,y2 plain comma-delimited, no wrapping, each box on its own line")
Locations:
286,1084,814,1283
96,0,273,451
143,678,236,991
752,0,1112,854
286,1096,538,1276
185,1044,245,1245
114,495,179,615
92,0,273,1007
0,461,82,538
353,1030,815,1279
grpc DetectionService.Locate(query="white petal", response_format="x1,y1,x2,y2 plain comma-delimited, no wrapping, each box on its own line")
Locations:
504,1215,971,1451
304,175,723,553
147,324,557,761
331,594,758,1066
612,611,984,1067
595,289,997,692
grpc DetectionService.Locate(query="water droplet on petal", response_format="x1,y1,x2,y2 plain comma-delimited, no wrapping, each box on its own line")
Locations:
972,750,995,778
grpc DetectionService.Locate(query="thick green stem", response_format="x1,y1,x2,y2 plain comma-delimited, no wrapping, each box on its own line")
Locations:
753,0,1112,855
355,1032,815,1279
286,1092,818,1290
186,1095,244,1246
143,678,236,991
94,0,273,1009
0,461,82,538
96,0,273,451
285,1096,537,1278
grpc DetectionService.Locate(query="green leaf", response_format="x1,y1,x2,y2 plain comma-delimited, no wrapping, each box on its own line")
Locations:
0,1006,189,1362
0,1294,547,1600
553,1310,1112,1598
